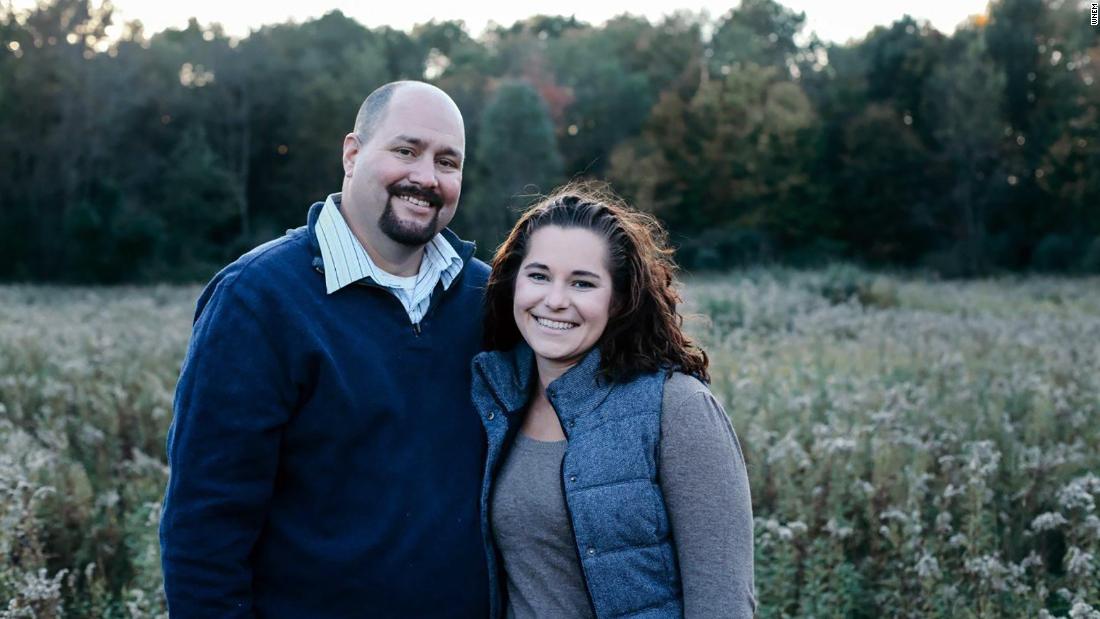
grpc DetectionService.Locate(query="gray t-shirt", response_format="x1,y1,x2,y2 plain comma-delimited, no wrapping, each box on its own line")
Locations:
489,373,756,618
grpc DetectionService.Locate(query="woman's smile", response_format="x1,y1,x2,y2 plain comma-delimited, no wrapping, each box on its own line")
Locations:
513,226,613,373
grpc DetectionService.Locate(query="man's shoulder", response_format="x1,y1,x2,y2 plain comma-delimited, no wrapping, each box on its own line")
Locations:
202,226,314,306
463,256,490,286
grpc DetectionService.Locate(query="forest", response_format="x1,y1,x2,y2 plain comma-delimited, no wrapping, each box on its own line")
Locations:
0,0,1098,281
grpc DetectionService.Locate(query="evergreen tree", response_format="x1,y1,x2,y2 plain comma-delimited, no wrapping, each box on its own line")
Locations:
460,80,563,256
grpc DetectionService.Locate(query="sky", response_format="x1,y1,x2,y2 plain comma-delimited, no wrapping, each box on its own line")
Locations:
18,0,992,45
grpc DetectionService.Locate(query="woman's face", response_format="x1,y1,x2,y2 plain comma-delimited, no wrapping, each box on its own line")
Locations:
513,225,614,372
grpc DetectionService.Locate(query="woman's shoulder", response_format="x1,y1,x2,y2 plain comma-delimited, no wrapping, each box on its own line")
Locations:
662,371,712,410
658,372,741,457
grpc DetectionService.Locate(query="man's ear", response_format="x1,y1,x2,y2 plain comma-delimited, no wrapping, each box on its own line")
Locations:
342,133,361,178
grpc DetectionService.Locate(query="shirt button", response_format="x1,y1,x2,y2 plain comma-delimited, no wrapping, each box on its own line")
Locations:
487,412,495,420
587,548,596,556
568,420,576,428
569,475,577,482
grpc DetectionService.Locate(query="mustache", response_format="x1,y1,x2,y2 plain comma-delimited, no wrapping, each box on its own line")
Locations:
387,183,443,209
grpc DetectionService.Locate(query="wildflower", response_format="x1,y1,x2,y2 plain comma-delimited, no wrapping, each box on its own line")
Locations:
824,518,853,540
1031,511,1069,532
935,511,953,534
1019,551,1044,571
1065,546,1094,578
1069,601,1100,619
1083,515,1100,538
1059,474,1100,512
964,554,1015,592
916,553,941,580
963,440,1001,480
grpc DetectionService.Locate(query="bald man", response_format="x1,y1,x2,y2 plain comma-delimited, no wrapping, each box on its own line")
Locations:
160,81,491,618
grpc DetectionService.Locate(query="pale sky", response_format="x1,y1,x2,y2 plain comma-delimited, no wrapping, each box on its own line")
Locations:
16,0,992,44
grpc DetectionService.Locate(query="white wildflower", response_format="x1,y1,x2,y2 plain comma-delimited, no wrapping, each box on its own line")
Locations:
935,511,953,533
943,483,966,499
1065,546,1094,577
916,552,941,580
1019,551,1044,571
880,508,908,523
1069,601,1100,619
963,440,1002,480
964,554,1013,591
1031,511,1069,532
854,480,875,496
1059,474,1100,512
1083,515,1100,537
824,518,853,540
1019,446,1043,471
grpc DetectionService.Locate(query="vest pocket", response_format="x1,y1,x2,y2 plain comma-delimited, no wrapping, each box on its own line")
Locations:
568,479,661,552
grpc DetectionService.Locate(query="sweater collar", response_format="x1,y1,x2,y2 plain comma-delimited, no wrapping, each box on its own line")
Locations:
305,199,477,274
473,343,614,426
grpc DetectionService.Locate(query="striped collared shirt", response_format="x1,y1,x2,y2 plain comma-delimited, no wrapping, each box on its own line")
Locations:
314,193,463,325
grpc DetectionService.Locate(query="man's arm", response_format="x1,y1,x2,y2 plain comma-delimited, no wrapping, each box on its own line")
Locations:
160,278,295,617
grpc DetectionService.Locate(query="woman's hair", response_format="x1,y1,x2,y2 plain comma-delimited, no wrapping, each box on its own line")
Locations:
482,181,709,383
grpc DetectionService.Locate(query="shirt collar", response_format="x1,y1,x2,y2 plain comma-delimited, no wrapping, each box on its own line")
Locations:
315,193,463,295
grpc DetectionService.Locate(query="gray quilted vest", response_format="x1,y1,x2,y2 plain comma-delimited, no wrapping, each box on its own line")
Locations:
472,344,684,619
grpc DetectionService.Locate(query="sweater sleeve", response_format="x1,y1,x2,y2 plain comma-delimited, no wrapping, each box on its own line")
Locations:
159,277,296,618
658,378,756,618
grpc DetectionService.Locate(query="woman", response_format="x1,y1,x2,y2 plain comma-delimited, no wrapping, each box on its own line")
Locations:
471,184,756,618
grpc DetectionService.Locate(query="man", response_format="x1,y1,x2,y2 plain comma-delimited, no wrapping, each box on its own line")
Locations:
160,81,491,618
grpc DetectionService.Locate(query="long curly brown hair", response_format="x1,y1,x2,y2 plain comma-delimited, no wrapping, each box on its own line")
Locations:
482,181,709,383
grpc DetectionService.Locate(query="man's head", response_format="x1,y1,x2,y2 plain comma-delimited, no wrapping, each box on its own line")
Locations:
341,81,465,251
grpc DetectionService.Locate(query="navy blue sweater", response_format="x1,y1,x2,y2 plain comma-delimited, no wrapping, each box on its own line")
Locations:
160,202,491,618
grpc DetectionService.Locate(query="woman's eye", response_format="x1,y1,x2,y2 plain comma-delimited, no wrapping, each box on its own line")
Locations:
528,273,548,282
572,280,595,289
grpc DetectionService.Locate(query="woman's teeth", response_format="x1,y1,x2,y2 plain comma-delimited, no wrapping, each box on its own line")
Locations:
535,316,577,330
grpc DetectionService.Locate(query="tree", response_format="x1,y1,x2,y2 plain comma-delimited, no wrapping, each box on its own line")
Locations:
922,30,1007,274
461,80,563,255
610,65,820,268
709,0,806,75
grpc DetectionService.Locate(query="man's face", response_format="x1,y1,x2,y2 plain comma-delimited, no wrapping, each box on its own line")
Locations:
342,87,465,248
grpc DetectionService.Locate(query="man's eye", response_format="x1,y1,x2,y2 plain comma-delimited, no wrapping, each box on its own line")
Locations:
438,159,458,169
395,147,415,156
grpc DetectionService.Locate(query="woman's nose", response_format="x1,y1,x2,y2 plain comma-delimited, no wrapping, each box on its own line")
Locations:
543,284,569,310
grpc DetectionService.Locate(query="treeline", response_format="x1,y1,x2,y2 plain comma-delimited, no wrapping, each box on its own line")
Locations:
1,0,1098,282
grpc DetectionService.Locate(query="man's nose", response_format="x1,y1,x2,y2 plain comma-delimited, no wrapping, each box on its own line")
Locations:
407,156,438,188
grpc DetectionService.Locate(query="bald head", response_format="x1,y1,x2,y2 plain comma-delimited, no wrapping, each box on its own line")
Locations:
353,81,464,146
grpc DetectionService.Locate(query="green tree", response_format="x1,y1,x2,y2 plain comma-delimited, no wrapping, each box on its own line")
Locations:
461,79,563,255
153,124,244,278
922,30,1007,274
709,0,806,74
610,65,820,268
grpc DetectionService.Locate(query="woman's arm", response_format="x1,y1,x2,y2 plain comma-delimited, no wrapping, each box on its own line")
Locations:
659,377,756,618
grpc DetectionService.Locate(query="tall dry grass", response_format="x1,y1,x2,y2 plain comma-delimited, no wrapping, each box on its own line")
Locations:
1,269,1098,617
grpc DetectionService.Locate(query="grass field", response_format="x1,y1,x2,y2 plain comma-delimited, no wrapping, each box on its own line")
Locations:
2,267,1098,618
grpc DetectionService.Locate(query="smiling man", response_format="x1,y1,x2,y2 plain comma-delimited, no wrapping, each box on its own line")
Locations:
159,81,491,618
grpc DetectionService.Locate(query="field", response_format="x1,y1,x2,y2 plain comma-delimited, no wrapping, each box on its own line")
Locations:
1,267,1098,618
